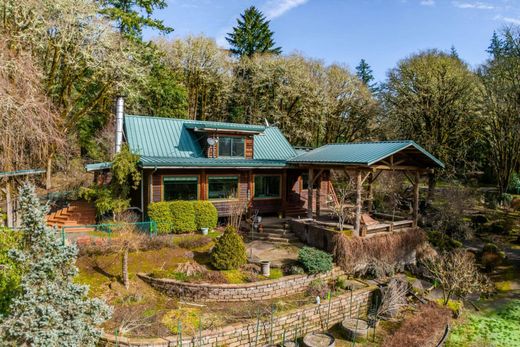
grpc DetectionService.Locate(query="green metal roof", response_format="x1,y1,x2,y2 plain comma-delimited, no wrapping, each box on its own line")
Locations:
183,120,266,132
0,169,46,177
140,157,287,168
124,115,297,167
85,162,112,172
288,140,444,168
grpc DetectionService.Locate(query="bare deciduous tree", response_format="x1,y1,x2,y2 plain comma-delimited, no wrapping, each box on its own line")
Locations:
422,249,490,305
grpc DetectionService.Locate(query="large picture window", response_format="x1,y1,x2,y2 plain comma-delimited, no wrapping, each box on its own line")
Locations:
218,137,244,157
208,176,239,200
163,176,198,201
254,175,281,199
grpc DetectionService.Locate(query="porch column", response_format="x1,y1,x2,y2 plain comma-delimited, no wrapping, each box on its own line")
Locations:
307,168,314,219
354,170,362,237
315,172,321,218
413,170,420,227
5,180,13,228
281,170,287,217
367,172,374,213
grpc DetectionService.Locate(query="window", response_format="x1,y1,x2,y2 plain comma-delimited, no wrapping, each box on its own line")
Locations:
163,176,198,201
208,176,239,200
218,137,244,157
254,175,281,199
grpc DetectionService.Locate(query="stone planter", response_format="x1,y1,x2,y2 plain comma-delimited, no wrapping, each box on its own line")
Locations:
302,332,335,347
200,227,209,235
260,260,271,277
340,318,369,341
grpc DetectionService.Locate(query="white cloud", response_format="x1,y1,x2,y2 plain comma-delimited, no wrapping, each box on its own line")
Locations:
420,0,435,6
262,0,309,19
452,1,494,10
495,14,520,25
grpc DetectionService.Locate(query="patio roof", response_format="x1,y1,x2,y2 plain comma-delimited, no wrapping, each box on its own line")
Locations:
288,140,444,169
0,169,46,178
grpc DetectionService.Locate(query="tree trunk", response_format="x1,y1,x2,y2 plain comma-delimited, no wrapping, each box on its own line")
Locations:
122,248,129,289
46,155,53,190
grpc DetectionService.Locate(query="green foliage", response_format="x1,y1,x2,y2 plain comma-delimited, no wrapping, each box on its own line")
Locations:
509,172,520,194
480,27,520,194
99,0,173,38
147,202,174,234
0,184,111,346
382,49,481,179
298,246,333,274
447,300,520,347
192,201,218,230
355,58,377,92
0,228,23,315
81,145,140,219
210,226,247,270
427,231,462,251
169,201,197,233
226,6,281,57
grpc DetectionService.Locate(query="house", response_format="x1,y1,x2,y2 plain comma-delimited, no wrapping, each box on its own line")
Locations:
86,98,444,236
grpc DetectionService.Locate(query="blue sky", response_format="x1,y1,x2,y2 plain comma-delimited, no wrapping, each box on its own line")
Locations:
143,0,520,81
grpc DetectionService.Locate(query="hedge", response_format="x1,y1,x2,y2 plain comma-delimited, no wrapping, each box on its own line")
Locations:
193,201,218,229
169,201,197,233
147,202,174,234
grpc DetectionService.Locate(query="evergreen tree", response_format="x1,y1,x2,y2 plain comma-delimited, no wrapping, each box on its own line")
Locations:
355,59,377,92
226,6,282,57
0,184,111,346
487,31,503,57
100,0,173,39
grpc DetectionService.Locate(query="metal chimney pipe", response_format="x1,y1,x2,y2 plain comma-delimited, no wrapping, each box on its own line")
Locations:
114,96,124,155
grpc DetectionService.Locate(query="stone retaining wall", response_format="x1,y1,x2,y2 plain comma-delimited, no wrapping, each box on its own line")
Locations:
138,267,344,302
100,284,375,347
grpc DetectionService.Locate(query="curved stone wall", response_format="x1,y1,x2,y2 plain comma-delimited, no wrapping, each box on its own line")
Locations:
138,267,344,302
100,284,375,347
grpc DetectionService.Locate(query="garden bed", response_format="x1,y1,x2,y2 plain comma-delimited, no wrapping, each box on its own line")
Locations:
138,267,345,302
99,283,375,346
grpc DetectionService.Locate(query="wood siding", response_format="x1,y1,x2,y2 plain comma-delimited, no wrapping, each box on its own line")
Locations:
145,168,330,218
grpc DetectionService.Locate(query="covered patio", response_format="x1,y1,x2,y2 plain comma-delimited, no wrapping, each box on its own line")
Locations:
288,141,444,236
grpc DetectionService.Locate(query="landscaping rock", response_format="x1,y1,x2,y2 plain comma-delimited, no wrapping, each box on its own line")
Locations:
302,332,335,347
341,318,369,341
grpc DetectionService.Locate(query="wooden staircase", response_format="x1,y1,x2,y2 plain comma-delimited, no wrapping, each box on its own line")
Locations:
46,201,96,232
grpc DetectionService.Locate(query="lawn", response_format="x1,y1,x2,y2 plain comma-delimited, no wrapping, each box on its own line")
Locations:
447,298,520,347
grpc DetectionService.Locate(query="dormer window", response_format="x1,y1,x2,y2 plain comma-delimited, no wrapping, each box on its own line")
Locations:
218,136,245,158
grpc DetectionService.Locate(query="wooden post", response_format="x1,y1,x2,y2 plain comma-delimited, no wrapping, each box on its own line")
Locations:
354,170,362,237
316,172,321,218
5,180,13,228
307,168,314,219
413,170,420,227
281,170,287,217
367,172,374,213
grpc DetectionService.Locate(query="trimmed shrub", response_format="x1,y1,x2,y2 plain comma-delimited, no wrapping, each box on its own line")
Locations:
210,226,247,270
148,202,174,234
298,246,333,274
169,201,197,233
192,201,218,230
